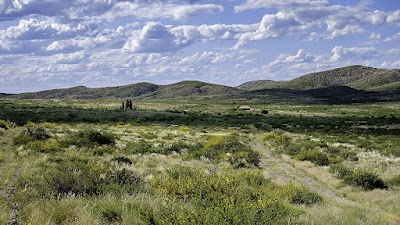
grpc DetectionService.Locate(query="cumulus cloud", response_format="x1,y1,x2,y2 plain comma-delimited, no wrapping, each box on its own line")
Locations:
248,46,388,81
104,2,223,20
368,32,381,40
384,33,400,42
330,46,376,62
0,0,224,21
0,18,97,40
234,0,328,13
51,52,87,64
123,22,192,53
123,22,257,53
234,0,400,41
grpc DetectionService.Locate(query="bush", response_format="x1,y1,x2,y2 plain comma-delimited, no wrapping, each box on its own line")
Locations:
349,169,387,190
264,131,289,145
329,164,387,190
0,120,10,129
124,140,160,154
386,175,400,187
26,126,50,141
295,149,329,166
148,166,299,224
18,156,141,197
329,163,352,179
62,129,115,148
13,125,50,146
167,141,200,153
111,156,132,165
25,139,61,153
280,184,322,205
189,134,260,167
97,202,122,223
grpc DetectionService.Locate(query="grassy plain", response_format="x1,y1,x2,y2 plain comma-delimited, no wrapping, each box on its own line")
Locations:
0,98,399,224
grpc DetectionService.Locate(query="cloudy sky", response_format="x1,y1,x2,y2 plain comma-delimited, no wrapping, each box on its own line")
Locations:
0,0,399,93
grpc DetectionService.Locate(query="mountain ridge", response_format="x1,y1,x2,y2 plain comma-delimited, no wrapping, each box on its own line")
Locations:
2,65,400,101
237,65,400,91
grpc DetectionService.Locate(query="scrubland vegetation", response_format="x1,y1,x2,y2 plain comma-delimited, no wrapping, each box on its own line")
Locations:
0,98,400,224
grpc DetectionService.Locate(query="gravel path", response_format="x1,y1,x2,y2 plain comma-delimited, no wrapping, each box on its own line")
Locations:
0,128,21,225
250,141,353,204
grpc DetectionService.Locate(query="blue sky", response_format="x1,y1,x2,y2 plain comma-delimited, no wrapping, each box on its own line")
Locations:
0,0,399,93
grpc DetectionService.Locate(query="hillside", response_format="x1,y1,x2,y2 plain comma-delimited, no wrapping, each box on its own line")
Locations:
8,81,241,99
237,65,400,91
3,65,400,102
0,93,13,98
146,81,241,98
13,83,160,99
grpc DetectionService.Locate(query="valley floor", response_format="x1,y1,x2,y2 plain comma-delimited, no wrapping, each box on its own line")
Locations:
0,99,399,224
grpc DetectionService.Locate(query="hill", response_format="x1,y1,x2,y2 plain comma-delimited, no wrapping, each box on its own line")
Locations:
146,81,241,98
3,65,400,103
13,83,159,99
237,65,400,91
0,93,13,98
8,81,241,99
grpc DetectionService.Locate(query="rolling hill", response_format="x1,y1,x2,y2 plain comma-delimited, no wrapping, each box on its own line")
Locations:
237,65,400,91
2,65,400,103
8,81,240,99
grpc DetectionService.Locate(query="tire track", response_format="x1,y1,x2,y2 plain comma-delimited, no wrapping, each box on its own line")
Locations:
0,128,21,225
251,141,352,204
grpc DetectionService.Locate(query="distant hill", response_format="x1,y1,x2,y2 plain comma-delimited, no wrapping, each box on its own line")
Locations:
147,81,241,98
2,65,400,103
8,81,241,99
236,80,286,91
237,65,400,91
0,93,13,98
13,83,159,99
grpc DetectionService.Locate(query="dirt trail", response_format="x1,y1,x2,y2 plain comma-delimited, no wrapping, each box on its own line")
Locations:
250,141,353,204
0,128,22,225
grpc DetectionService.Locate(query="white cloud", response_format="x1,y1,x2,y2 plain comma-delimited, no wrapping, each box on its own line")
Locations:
123,22,258,53
330,46,376,62
234,0,328,13
368,32,381,40
0,0,224,21
384,33,400,42
51,52,87,64
104,2,223,21
235,0,400,41
123,22,192,53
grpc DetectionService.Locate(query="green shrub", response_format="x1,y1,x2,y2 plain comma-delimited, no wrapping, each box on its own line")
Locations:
189,134,260,167
264,131,289,145
295,149,329,166
13,125,50,146
111,156,132,165
0,120,10,129
25,139,61,153
124,139,160,154
167,141,201,153
386,175,400,187
348,169,387,190
13,132,34,146
18,156,141,197
329,164,387,190
97,202,122,223
26,126,50,141
62,129,115,148
280,184,322,205
93,146,115,156
329,163,352,179
149,166,299,224
327,146,358,161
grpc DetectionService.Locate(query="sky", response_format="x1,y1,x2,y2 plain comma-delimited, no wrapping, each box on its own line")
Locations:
0,0,400,93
